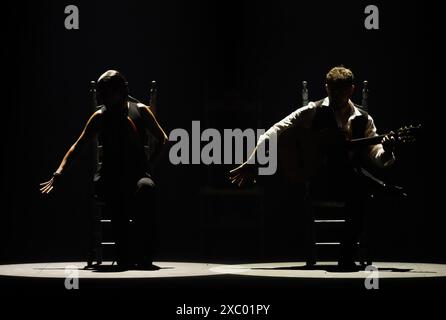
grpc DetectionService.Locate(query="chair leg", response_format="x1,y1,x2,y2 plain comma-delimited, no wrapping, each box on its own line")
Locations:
304,198,316,266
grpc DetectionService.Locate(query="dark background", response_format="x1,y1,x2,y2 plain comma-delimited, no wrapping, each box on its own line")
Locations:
0,0,440,264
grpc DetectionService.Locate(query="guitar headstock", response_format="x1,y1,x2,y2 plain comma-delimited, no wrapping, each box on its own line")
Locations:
393,124,422,144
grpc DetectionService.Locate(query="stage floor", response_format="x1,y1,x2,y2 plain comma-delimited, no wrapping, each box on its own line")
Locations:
1,261,445,279
1,261,445,301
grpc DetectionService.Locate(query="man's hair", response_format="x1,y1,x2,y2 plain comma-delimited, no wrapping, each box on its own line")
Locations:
326,66,354,89
97,70,128,95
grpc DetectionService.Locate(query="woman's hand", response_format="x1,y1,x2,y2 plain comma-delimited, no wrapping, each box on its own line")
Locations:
39,173,61,195
229,163,257,187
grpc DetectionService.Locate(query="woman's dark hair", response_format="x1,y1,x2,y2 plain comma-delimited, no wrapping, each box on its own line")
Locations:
97,70,128,97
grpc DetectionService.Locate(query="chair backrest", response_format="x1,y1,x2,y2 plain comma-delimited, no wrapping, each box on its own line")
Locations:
361,80,369,112
89,81,101,172
302,81,309,107
300,80,369,109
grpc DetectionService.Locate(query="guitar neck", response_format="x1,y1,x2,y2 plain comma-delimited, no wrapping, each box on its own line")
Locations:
349,134,388,148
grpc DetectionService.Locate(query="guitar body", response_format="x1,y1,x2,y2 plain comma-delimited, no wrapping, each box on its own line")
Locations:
277,126,324,184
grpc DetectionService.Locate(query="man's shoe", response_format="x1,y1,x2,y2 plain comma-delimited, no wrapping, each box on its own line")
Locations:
337,260,359,271
135,261,160,270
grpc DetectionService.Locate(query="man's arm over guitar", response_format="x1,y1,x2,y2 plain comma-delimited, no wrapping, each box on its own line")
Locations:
365,116,395,167
256,104,315,148
230,104,315,186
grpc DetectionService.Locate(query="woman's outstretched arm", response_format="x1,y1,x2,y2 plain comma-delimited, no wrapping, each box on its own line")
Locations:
40,111,102,194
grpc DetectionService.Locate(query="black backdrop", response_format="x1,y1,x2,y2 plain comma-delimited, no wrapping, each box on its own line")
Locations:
1,0,440,264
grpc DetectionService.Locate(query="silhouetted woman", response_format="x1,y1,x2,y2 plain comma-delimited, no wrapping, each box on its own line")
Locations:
40,70,168,269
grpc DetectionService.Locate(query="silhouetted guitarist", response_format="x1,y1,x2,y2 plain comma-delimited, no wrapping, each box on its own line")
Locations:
230,66,396,268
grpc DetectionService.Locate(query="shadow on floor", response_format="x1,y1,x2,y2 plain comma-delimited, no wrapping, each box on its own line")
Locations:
85,264,172,272
251,264,415,273
33,264,172,273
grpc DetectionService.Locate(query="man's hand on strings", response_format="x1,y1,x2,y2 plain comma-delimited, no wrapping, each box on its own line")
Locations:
382,132,396,153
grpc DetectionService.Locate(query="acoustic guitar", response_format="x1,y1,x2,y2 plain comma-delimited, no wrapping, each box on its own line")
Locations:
277,124,421,184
